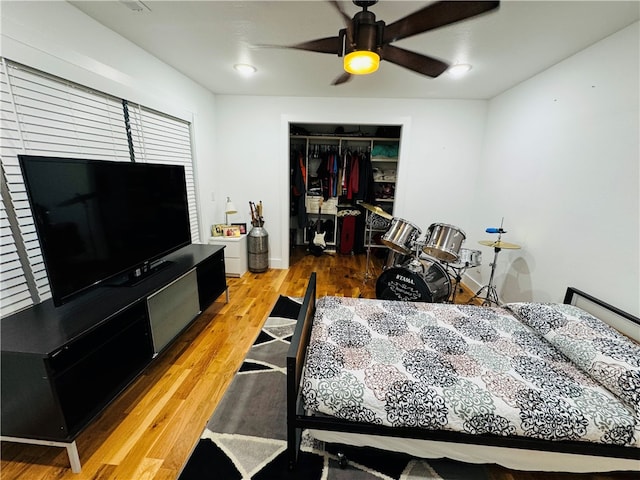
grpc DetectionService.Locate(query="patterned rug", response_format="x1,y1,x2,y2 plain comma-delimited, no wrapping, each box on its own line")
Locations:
178,295,489,479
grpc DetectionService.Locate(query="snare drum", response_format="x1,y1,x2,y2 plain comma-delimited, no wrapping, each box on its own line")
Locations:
422,223,466,263
449,248,482,269
376,258,451,303
381,218,422,255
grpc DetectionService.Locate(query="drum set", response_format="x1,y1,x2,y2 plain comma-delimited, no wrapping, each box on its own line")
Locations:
359,202,515,305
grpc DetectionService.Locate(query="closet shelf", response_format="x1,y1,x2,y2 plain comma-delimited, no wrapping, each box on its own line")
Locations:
371,157,398,162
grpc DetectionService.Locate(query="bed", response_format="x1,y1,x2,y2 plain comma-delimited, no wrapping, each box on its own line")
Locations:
286,273,640,473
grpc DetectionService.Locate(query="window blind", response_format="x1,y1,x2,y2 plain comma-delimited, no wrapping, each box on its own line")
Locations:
0,59,199,317
128,103,200,241
0,186,35,315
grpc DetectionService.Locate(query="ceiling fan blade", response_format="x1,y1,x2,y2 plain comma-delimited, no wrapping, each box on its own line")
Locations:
381,44,448,78
327,1,354,49
384,1,500,43
331,71,353,85
328,1,352,28
288,36,343,54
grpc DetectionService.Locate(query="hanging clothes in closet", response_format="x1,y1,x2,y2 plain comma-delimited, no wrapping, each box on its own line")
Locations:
353,149,375,253
290,147,307,229
340,148,373,203
316,146,339,201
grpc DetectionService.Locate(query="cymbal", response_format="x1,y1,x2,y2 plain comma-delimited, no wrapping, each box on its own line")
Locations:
479,240,521,249
358,202,393,220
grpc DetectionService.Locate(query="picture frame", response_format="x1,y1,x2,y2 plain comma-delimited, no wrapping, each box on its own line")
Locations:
212,224,226,237
224,225,241,237
232,222,247,235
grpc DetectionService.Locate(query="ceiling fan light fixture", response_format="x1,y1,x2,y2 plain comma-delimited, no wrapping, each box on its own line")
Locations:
344,50,380,75
234,63,257,76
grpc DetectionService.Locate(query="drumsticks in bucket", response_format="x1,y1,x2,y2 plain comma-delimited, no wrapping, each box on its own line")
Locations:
249,201,264,227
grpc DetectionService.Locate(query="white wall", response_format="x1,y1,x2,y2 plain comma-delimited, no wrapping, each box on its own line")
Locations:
2,2,637,314
0,1,219,242
215,22,639,315
470,22,639,314
213,96,487,269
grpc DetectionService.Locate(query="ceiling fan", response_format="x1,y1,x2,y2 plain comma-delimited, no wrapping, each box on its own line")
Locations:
285,0,500,85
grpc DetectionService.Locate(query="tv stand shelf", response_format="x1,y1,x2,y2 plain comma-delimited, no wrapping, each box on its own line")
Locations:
1,243,227,473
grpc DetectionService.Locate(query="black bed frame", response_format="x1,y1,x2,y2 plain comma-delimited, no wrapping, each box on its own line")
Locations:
286,272,640,470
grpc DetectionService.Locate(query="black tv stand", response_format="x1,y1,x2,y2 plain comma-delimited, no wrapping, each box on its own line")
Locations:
1,243,227,473
109,259,174,288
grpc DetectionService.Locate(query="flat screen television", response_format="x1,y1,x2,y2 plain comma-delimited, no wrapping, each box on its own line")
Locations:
19,155,192,307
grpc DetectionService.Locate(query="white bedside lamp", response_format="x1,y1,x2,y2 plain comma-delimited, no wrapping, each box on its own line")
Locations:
225,197,237,224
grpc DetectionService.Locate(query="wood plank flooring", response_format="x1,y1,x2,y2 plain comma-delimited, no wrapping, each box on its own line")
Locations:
1,247,636,480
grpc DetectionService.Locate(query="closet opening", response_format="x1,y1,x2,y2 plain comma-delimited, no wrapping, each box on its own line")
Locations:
289,122,401,266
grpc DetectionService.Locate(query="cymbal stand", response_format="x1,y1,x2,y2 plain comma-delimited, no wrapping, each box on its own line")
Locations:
361,210,374,283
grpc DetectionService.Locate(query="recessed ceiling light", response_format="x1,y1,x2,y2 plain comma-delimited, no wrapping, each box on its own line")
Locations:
234,64,257,76
448,64,472,78
119,1,151,12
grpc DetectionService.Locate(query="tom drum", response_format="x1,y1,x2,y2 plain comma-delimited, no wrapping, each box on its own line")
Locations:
381,218,422,255
376,258,451,303
422,223,466,263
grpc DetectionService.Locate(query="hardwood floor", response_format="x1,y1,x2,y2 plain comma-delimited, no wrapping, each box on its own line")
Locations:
1,247,636,479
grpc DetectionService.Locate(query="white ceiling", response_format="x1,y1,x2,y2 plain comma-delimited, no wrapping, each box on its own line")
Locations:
69,1,640,100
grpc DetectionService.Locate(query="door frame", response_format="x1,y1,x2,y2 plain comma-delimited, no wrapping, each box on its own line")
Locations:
280,114,411,269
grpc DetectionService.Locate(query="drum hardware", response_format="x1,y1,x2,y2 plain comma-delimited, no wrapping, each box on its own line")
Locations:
358,202,392,283
444,264,466,303
471,224,521,306
362,217,375,283
421,223,466,263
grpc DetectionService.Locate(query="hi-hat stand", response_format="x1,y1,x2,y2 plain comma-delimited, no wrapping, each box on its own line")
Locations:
471,245,502,306
471,223,521,306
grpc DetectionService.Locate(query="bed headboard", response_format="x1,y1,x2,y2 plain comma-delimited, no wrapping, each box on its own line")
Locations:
564,287,640,342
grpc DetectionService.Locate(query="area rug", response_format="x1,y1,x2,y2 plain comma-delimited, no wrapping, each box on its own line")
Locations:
178,295,489,479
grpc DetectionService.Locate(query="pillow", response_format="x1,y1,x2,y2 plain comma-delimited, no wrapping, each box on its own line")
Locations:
505,302,640,417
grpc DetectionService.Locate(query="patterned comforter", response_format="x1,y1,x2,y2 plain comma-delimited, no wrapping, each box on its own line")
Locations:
302,297,639,447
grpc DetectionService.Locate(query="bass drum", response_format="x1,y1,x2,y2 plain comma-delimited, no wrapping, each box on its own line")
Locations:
376,258,451,303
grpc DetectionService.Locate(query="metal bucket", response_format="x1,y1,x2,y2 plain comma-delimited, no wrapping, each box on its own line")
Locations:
248,226,269,273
